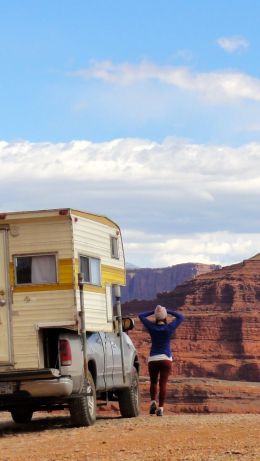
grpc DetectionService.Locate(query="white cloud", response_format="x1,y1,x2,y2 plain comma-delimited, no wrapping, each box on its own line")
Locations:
217,36,249,53
1,138,260,185
123,230,260,268
1,138,260,267
71,60,260,103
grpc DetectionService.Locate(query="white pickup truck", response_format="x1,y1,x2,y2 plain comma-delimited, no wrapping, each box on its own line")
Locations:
0,318,140,426
0,208,140,427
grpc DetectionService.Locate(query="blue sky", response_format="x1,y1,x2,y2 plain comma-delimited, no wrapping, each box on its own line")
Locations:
1,0,260,143
1,1,260,267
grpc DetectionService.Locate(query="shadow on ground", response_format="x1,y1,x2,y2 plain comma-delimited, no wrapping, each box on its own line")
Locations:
0,413,122,436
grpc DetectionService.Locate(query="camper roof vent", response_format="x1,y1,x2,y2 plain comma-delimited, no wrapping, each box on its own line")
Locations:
59,208,69,216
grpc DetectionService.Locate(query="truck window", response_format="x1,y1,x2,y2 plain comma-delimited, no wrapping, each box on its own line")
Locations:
15,254,57,284
80,256,101,285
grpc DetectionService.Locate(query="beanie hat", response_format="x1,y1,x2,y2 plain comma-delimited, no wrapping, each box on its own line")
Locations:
154,305,167,321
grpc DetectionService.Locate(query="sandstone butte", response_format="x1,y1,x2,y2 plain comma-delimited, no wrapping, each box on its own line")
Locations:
121,262,220,303
123,254,260,413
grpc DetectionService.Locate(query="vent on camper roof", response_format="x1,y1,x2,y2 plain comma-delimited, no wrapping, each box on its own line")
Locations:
59,209,69,216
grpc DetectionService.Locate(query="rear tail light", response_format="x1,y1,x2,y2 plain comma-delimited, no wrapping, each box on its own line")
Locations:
59,339,72,366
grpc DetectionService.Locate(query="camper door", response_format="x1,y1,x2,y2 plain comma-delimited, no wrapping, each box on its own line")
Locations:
0,228,12,364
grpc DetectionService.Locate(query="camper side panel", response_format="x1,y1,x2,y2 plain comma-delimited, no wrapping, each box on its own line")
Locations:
72,215,125,332
8,218,76,369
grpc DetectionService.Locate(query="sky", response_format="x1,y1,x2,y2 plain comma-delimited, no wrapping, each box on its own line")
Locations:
1,0,260,268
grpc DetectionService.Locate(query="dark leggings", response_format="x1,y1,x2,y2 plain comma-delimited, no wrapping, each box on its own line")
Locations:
148,360,172,407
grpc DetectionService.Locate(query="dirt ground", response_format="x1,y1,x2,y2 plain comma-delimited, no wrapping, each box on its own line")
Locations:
0,410,259,461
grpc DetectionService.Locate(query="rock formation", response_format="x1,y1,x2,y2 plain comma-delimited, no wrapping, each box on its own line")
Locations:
126,254,260,382
139,377,260,413
121,262,220,303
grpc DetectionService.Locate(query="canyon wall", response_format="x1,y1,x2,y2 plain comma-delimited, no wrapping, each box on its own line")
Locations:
126,254,260,382
121,262,220,303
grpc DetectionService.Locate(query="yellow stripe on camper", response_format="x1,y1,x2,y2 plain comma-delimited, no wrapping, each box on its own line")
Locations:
102,265,126,286
84,285,106,294
10,258,125,293
12,283,74,293
10,258,75,293
74,260,126,287
59,258,74,283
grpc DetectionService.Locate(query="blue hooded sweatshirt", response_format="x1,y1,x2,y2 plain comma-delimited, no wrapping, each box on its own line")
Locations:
138,310,184,358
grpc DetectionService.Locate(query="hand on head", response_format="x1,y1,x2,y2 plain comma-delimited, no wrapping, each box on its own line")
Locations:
154,305,167,321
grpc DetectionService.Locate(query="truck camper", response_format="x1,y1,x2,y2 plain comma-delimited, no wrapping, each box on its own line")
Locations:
0,208,140,426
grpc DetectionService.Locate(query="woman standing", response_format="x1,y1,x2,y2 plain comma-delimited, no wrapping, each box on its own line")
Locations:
139,305,184,416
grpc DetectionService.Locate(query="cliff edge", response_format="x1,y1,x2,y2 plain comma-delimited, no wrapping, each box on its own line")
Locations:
126,254,260,382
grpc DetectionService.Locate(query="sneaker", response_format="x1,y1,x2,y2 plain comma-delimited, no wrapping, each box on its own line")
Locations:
149,401,157,415
156,408,163,416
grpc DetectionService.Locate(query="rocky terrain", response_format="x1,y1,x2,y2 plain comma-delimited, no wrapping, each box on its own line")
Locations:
0,258,259,460
121,262,220,302
0,256,259,461
125,254,260,382
139,377,260,413
0,412,259,461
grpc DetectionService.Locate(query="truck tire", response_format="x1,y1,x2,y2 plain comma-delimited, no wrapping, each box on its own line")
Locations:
11,408,33,424
69,372,96,427
118,367,140,418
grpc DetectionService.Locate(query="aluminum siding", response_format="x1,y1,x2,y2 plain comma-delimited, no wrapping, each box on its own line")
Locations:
72,214,125,332
8,218,76,369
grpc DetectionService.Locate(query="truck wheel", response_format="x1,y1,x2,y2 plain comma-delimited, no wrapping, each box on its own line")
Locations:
69,372,96,427
11,408,33,424
118,367,140,418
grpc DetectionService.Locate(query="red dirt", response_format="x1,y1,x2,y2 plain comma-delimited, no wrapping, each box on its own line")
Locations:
0,410,259,461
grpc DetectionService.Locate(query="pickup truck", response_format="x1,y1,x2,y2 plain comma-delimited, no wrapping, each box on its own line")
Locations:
0,318,140,427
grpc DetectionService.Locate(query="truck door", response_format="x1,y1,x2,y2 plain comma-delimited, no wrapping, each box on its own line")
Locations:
0,228,12,365
98,332,114,389
109,333,124,387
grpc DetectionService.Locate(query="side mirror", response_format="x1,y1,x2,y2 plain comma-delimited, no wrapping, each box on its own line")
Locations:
122,317,134,332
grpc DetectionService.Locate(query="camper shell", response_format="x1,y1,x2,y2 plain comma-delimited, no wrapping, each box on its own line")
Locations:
0,208,140,426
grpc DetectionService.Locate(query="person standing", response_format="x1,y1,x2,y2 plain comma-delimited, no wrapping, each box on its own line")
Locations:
139,305,184,416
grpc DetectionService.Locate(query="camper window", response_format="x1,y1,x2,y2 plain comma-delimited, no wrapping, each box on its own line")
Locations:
80,255,101,285
110,236,119,259
15,254,57,285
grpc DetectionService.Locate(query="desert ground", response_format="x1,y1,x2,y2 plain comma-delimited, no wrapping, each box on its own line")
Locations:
0,408,259,461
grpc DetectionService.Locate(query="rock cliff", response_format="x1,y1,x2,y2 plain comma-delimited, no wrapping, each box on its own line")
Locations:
125,254,260,382
139,377,260,413
121,262,220,303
